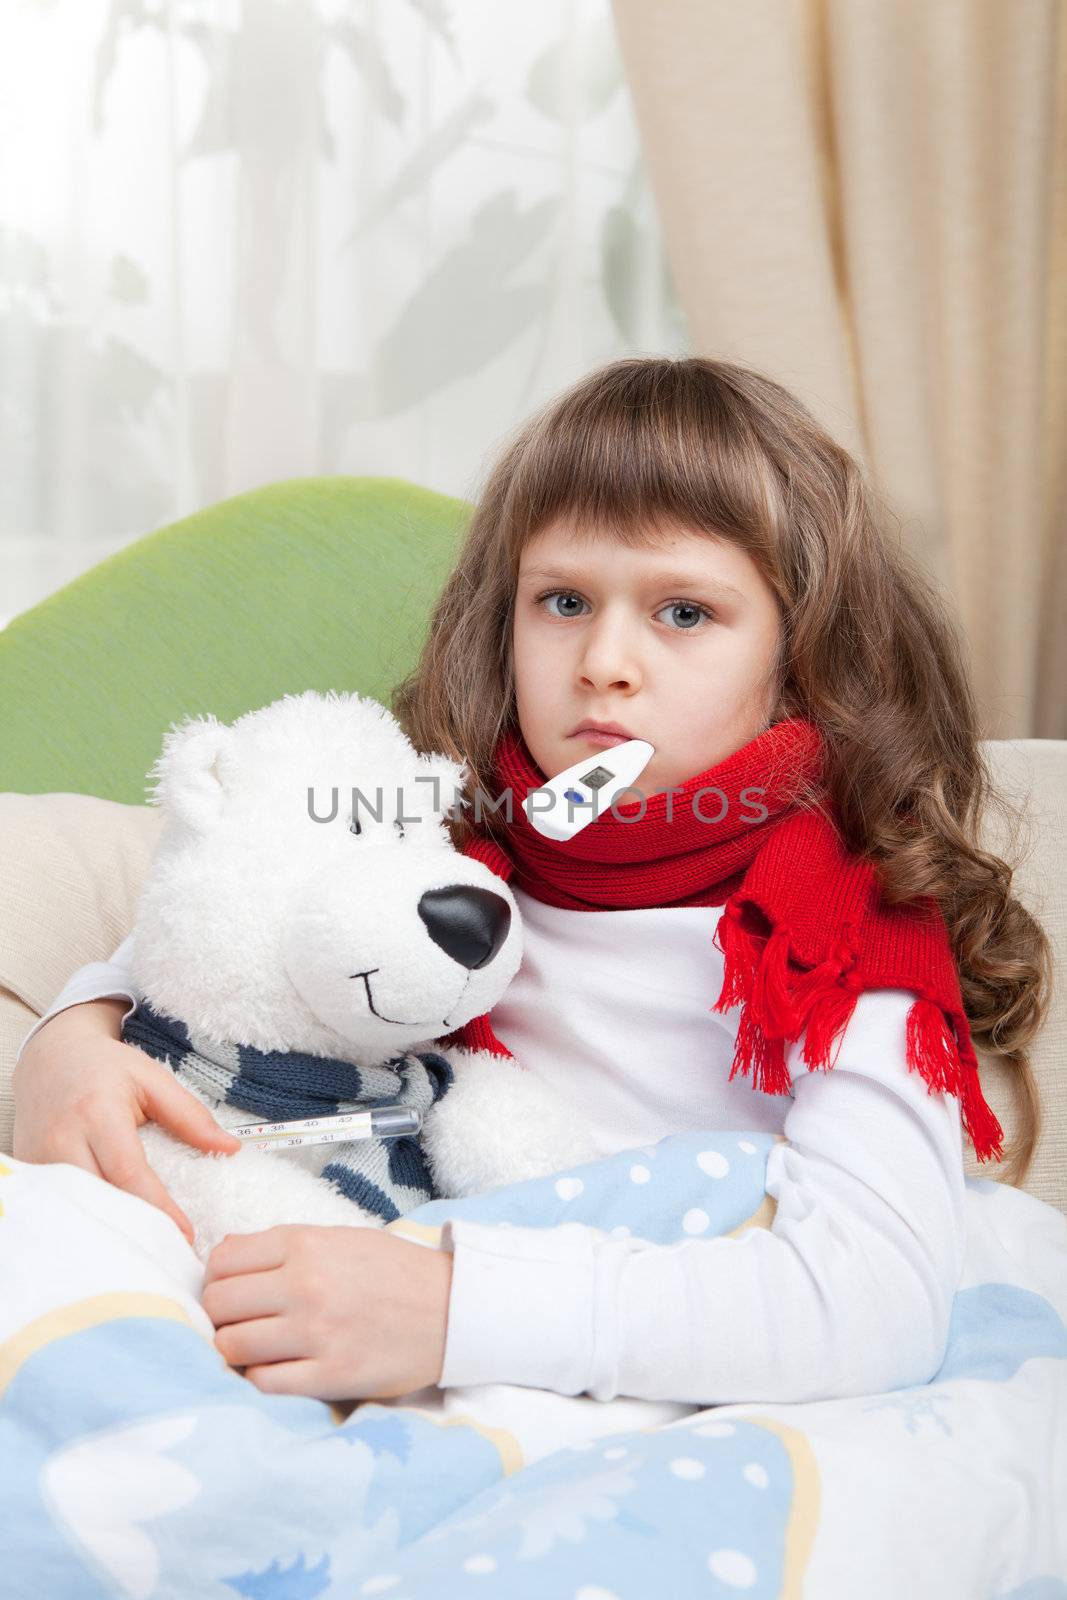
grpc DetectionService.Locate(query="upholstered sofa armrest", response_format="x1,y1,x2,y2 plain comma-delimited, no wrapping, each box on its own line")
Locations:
0,792,164,1155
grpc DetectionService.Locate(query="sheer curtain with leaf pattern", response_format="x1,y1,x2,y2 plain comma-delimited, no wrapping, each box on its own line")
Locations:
0,0,688,623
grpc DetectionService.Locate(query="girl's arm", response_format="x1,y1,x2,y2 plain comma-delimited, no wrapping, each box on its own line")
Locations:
436,987,968,1405
15,933,139,1065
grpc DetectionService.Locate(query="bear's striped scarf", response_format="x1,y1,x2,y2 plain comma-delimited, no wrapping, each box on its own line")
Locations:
439,716,1005,1165
122,1001,455,1222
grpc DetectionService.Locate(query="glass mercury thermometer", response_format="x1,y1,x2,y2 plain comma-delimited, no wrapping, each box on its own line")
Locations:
230,1105,422,1153
526,737,656,842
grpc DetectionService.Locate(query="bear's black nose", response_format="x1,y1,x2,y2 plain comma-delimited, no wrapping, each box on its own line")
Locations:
418,886,512,971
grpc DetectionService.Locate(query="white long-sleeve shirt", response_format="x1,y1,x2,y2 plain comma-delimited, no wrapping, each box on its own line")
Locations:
18,890,969,1406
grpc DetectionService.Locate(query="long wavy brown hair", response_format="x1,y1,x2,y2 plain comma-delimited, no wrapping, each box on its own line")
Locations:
392,356,1053,1188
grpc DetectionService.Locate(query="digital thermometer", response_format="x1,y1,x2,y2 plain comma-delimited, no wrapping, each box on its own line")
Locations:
526,737,656,842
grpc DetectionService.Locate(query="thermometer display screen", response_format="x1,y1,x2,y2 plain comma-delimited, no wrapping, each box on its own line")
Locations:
580,765,614,790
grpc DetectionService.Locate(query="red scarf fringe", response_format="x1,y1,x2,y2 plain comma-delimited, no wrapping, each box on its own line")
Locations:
710,896,1005,1163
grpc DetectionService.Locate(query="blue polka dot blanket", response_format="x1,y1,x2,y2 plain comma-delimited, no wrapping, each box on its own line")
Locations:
0,1134,1064,1597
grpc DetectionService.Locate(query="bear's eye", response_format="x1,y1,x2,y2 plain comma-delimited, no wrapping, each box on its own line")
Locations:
394,819,405,840
349,814,362,836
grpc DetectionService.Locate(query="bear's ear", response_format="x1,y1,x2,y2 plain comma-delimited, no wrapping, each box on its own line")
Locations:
145,714,235,835
415,751,470,820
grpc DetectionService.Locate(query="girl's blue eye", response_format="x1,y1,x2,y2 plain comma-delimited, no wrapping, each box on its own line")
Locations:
536,590,712,631
658,601,708,631
541,591,586,619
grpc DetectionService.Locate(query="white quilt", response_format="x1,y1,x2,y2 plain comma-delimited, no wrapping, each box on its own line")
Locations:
1,1132,1064,1599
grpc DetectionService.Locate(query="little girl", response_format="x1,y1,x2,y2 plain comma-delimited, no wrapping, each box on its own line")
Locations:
13,356,1052,1407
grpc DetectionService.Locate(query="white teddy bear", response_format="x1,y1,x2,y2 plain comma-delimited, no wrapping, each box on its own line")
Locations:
127,689,599,1261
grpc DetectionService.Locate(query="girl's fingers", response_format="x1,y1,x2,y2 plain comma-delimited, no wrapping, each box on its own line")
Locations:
242,1360,326,1397
201,1266,287,1326
87,1124,196,1243
138,1070,242,1155
203,1228,289,1282
58,1137,107,1182
214,1315,306,1369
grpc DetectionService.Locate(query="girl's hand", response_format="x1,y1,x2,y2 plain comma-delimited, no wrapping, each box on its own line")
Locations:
12,998,241,1245
201,1224,455,1402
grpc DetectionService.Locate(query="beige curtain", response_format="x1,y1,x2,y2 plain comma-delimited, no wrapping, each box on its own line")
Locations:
611,0,1066,740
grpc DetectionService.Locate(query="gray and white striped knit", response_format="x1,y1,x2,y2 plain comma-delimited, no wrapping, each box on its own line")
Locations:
122,999,454,1224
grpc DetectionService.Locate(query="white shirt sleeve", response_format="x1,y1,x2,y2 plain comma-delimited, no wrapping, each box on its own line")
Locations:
15,934,140,1065
437,987,969,1405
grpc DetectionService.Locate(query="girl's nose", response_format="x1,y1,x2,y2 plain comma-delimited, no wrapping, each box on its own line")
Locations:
580,656,640,692
418,886,512,970
578,614,641,692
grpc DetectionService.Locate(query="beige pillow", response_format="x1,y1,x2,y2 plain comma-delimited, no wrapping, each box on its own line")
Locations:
0,792,164,1151
961,741,1066,1211
2,744,1065,1211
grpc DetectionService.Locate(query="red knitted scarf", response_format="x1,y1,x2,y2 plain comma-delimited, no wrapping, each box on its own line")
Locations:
439,715,1004,1164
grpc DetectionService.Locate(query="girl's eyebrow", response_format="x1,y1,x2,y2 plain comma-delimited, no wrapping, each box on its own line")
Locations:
519,566,747,603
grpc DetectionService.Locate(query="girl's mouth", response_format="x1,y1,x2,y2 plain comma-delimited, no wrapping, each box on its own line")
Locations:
572,730,629,748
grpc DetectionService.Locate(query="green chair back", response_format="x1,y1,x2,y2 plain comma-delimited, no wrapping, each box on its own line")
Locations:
0,476,471,802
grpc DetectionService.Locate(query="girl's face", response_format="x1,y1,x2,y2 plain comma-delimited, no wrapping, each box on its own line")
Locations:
512,519,784,797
